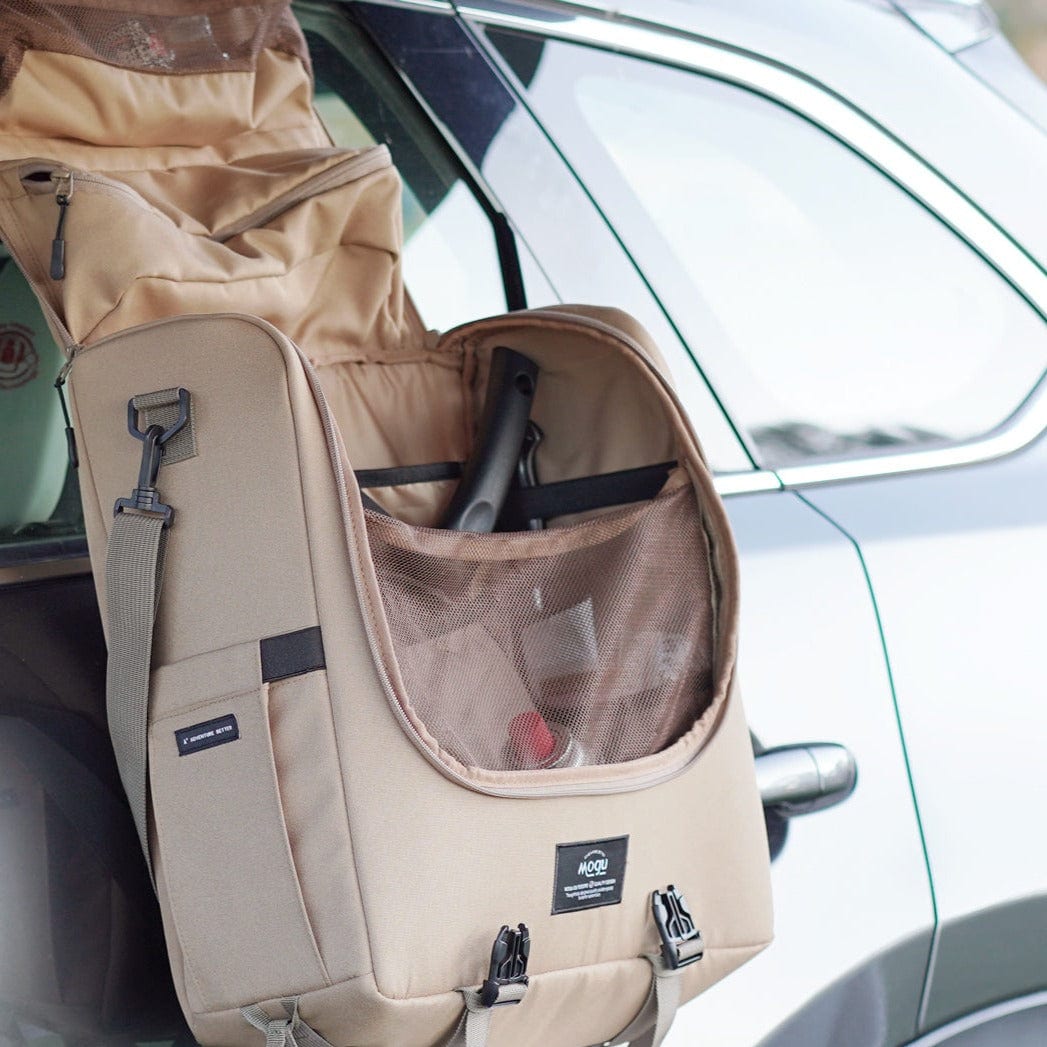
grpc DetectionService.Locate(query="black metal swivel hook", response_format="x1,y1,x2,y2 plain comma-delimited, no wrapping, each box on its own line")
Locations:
126,387,190,447
113,388,190,527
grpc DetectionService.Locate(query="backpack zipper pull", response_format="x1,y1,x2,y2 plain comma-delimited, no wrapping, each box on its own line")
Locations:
54,353,79,469
50,170,74,280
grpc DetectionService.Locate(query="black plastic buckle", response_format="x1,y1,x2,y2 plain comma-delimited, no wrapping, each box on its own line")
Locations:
479,923,530,1007
652,886,704,970
113,388,190,527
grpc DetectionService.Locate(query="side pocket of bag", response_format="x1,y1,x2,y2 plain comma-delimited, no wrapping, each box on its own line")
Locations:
148,676,329,1012
267,668,367,986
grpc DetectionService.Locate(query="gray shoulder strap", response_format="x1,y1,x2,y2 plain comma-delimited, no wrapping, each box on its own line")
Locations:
104,386,193,878
105,507,168,876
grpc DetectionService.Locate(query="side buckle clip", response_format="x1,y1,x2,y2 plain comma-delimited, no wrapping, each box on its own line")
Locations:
652,886,704,970
113,388,190,528
479,923,530,1007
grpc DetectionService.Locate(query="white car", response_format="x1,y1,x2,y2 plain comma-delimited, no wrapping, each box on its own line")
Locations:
3,1,1047,1044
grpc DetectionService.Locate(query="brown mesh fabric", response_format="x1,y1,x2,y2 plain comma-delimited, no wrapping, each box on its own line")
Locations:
365,485,715,772
0,1,308,98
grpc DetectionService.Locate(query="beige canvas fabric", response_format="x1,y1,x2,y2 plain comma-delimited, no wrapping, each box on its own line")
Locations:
0,4,773,1045
0,19,431,522
61,311,772,1046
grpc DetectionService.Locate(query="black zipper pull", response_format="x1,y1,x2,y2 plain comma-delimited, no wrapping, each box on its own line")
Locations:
50,170,74,281
54,355,78,469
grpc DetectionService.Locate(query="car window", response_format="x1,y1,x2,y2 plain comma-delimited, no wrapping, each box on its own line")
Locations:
345,3,754,475
304,21,557,331
485,29,1047,468
0,252,85,567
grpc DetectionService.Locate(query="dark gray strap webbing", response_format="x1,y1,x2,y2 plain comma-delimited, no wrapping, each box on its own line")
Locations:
441,983,527,1047
497,461,676,530
241,999,335,1047
355,460,462,488
105,508,167,875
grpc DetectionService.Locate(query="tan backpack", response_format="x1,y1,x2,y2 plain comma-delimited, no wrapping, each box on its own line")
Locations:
0,3,772,1045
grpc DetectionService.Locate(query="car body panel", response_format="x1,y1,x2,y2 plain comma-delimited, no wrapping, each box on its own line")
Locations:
803,430,1047,1032
661,489,934,1045
956,31,1047,137
908,989,1047,1046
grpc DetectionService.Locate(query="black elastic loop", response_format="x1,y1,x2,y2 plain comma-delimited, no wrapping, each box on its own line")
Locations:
355,461,462,488
498,461,677,530
260,627,326,683
355,461,678,527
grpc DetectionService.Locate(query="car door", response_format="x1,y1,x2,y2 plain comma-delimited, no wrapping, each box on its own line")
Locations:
436,3,1047,1043
301,3,938,1044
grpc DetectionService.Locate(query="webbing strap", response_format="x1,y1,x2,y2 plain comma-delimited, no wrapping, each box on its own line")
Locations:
497,461,675,530
595,951,693,1047
355,460,462,488
441,983,527,1047
241,999,335,1047
104,508,168,876
132,387,197,464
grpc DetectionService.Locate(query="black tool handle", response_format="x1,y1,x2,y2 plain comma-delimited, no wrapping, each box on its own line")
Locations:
442,346,538,532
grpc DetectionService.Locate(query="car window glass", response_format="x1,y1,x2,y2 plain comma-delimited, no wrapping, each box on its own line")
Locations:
307,26,526,331
486,30,1047,467
0,251,85,566
346,4,753,473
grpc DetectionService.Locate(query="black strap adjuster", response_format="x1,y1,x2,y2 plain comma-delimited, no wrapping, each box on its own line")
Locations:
652,886,704,970
479,923,530,1007
113,388,190,527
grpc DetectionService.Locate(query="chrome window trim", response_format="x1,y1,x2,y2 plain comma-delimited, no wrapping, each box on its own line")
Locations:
351,0,454,12
714,470,781,496
459,2,1047,487
907,988,1047,1045
777,384,1047,487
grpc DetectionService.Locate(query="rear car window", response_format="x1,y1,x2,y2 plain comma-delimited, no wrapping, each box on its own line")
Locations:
0,254,85,568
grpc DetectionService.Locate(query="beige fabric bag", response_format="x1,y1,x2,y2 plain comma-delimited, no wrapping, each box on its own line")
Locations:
0,4,772,1045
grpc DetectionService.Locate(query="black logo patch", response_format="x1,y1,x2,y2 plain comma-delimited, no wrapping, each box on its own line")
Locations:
175,714,239,756
552,835,628,914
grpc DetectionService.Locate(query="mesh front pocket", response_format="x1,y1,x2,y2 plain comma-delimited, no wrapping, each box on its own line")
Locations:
364,484,716,772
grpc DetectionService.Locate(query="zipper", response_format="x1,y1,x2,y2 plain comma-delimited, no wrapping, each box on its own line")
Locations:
54,352,80,469
441,308,717,479
19,163,159,210
49,170,73,280
295,316,727,800
75,309,725,799
0,214,75,351
9,148,387,339
209,145,391,243
291,344,500,795
26,149,389,279
18,163,166,290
